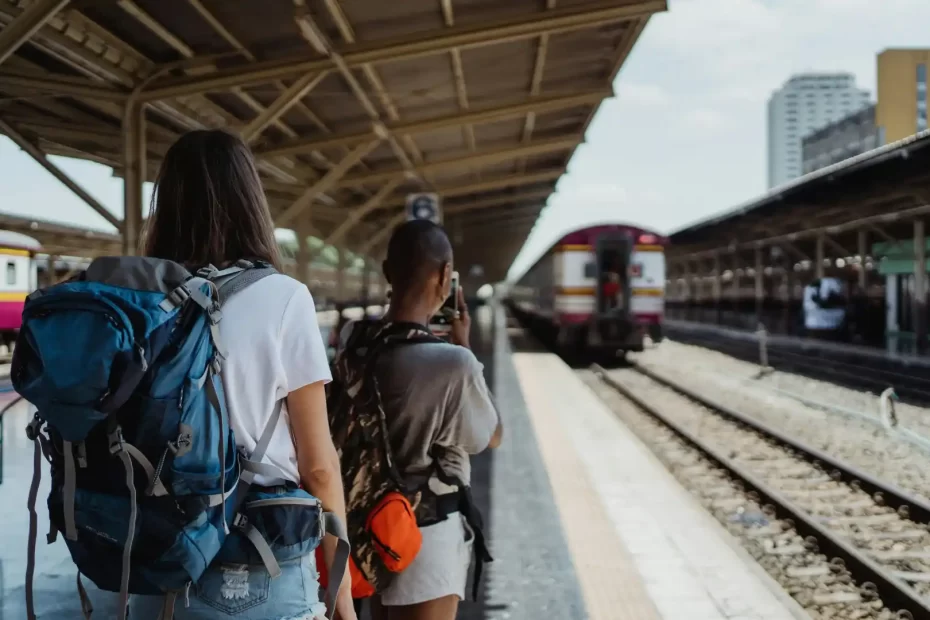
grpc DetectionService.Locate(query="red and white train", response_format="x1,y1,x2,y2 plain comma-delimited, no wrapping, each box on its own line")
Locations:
508,223,667,356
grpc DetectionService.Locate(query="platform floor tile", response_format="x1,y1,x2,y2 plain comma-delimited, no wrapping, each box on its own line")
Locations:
514,352,806,620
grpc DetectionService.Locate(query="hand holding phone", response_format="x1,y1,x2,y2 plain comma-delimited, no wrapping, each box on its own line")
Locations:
450,284,471,349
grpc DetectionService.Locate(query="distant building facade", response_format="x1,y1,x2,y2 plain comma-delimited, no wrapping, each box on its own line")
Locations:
876,49,930,143
767,73,871,189
801,105,882,175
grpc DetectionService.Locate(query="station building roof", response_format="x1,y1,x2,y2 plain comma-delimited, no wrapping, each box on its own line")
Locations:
0,0,666,284
668,130,930,264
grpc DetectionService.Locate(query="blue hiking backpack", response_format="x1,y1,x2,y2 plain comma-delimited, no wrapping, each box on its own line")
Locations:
11,256,349,620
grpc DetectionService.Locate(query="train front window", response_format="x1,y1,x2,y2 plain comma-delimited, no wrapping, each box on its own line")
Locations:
6,261,15,286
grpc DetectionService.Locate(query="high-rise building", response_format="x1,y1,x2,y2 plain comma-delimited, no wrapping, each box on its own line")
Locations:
876,49,930,143
801,105,881,175
767,73,871,188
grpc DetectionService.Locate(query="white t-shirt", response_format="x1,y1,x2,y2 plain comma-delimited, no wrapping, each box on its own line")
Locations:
218,273,332,485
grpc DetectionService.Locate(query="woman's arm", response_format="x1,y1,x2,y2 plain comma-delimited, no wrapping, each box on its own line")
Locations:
288,381,355,620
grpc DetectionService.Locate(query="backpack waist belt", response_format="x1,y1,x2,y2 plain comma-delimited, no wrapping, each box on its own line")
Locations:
425,486,492,601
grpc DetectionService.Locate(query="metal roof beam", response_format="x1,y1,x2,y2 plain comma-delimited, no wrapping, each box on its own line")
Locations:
139,1,665,101
264,166,562,206
334,135,577,189
275,139,382,228
519,0,557,173
323,177,403,248
0,0,68,66
674,201,930,261
294,5,421,180
317,0,424,166
357,210,407,255
240,70,328,143
0,70,128,101
256,89,607,158
458,215,539,231
0,115,122,231
448,204,542,226
445,189,553,215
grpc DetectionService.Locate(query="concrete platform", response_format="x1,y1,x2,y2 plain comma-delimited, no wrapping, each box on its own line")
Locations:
509,326,808,620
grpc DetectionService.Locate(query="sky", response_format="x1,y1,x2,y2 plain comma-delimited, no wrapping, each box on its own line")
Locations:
1,0,929,281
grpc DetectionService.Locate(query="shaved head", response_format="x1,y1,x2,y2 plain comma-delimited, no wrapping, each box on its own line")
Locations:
383,220,453,295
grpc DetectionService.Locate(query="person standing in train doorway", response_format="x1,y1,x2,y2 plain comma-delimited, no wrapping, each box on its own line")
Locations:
333,220,503,620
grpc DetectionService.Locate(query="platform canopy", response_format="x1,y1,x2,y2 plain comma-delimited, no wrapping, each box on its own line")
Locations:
0,0,665,284
668,130,930,267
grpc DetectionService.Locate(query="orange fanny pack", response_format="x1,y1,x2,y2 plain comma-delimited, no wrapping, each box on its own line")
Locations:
317,491,422,598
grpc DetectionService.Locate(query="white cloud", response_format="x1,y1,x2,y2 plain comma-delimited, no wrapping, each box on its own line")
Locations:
683,107,726,132
617,82,671,107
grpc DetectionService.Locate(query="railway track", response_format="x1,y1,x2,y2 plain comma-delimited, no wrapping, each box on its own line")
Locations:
586,361,930,620
665,326,930,405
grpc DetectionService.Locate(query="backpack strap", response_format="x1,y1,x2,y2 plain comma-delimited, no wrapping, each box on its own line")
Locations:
227,399,350,616
208,260,278,307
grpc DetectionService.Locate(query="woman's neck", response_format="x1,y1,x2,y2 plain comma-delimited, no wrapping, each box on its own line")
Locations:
384,292,434,327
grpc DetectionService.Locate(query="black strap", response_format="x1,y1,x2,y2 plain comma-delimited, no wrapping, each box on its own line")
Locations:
428,463,493,601
99,348,148,415
428,487,492,601
214,264,277,307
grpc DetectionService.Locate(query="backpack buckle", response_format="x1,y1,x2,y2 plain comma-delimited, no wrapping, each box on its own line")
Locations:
25,415,42,441
167,285,191,308
108,428,125,454
232,513,248,529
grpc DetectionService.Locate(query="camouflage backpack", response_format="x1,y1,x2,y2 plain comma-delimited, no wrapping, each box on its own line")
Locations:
325,319,443,595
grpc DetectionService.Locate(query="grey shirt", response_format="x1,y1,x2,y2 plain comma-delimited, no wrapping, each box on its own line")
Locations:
339,322,499,485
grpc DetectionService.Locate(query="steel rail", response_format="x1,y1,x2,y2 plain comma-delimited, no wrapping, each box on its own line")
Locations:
591,363,930,619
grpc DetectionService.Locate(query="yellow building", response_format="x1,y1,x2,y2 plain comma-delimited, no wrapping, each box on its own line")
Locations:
876,49,930,143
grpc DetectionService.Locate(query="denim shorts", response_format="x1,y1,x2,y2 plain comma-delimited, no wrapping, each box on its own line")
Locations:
127,553,327,619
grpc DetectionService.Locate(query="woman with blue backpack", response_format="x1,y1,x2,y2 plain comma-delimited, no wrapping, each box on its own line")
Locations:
13,130,356,620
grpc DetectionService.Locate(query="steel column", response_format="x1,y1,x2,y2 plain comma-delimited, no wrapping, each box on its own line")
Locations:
45,255,58,287
729,254,739,299
914,219,926,351
857,228,868,290
335,248,348,301
754,246,764,319
815,234,825,279
122,103,146,256
295,220,312,287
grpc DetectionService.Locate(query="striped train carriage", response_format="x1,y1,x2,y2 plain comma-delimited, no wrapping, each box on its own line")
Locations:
509,224,667,356
0,231,41,349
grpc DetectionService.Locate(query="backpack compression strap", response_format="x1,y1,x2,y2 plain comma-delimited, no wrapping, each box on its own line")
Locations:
222,397,350,619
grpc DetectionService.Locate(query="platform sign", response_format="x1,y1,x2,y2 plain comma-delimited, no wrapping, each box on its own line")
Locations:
406,193,442,224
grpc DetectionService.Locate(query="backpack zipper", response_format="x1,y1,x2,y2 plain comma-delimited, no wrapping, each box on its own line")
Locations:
26,292,134,331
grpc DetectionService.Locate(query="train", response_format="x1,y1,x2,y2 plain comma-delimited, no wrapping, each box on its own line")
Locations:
0,231,41,349
507,223,668,356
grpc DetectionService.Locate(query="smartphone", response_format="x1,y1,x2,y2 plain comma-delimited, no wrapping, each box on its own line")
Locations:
429,270,459,336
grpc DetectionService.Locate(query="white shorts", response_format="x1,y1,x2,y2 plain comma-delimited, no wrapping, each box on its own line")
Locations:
379,512,474,607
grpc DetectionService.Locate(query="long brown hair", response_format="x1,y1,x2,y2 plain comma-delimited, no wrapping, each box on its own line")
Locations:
143,129,282,270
